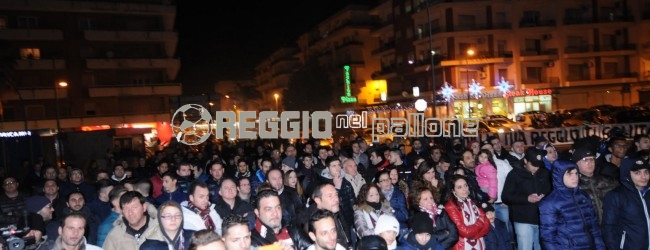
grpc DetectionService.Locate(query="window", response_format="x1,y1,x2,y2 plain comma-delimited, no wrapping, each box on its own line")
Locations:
526,67,542,82
26,105,44,119
495,12,507,26
524,39,541,52
79,18,94,30
20,48,40,60
0,17,7,29
603,62,618,77
522,11,540,23
568,64,588,80
497,40,507,55
458,15,476,30
405,2,412,13
17,16,37,28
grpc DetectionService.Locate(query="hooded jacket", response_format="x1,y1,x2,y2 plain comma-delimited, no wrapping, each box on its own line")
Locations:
539,161,605,250
353,201,394,237
140,201,194,250
602,158,650,250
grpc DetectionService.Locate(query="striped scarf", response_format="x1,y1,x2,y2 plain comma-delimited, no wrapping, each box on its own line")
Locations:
187,202,215,230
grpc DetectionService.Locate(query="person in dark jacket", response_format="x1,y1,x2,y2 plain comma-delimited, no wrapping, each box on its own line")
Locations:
539,160,605,250
571,147,618,225
214,178,256,229
155,172,189,205
482,203,513,250
398,212,444,250
59,168,97,202
409,186,458,249
501,148,552,250
602,159,650,250
316,157,357,227
375,170,408,232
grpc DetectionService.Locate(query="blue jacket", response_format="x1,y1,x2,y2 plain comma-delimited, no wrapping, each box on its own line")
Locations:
484,218,514,250
602,158,650,250
155,187,189,205
388,185,409,230
139,229,194,250
539,161,605,250
96,211,119,247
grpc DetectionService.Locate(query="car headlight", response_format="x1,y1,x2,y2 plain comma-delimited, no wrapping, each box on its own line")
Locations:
498,128,505,133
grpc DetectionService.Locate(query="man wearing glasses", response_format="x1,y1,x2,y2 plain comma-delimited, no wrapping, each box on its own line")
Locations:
0,177,27,227
103,191,164,249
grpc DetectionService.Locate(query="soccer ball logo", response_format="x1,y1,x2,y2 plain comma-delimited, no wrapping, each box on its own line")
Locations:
171,104,213,145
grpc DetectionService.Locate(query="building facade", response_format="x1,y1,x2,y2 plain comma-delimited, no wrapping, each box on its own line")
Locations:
256,0,650,120
0,0,180,165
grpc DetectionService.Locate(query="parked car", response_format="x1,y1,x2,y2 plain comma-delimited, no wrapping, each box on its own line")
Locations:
608,109,650,123
562,109,604,127
486,118,523,131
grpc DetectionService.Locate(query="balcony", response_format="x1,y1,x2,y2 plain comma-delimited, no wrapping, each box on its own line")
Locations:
565,72,638,87
453,24,487,32
519,48,559,61
519,19,557,27
371,65,397,79
0,29,63,40
1,87,68,101
440,51,512,66
565,44,637,58
87,83,181,98
564,17,595,25
492,22,512,29
597,15,634,23
84,30,177,42
335,40,363,49
521,76,560,86
371,42,396,56
603,72,639,79
13,59,66,70
86,58,180,79
0,0,175,15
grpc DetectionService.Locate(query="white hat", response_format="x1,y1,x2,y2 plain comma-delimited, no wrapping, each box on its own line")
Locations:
374,214,400,235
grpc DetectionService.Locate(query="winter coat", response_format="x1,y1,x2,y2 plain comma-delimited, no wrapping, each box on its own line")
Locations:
397,229,444,250
279,186,304,226
483,219,514,250
155,187,189,205
149,174,163,198
387,186,409,230
139,229,194,250
444,199,490,250
501,166,552,224
96,210,119,247
577,166,618,224
353,202,394,237
180,200,223,236
409,208,458,250
602,159,650,250
102,209,165,250
37,236,102,250
316,173,357,226
214,196,256,229
539,161,605,250
475,162,498,200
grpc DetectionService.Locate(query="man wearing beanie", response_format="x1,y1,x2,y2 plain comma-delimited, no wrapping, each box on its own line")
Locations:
571,147,618,224
25,195,55,244
374,214,400,250
399,212,443,250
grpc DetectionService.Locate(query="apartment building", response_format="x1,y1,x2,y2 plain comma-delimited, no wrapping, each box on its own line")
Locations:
255,47,300,111
0,0,180,165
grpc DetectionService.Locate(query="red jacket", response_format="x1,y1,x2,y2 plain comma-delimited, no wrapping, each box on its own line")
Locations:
150,174,163,198
444,199,490,250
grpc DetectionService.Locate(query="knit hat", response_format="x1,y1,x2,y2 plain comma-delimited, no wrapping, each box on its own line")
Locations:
410,213,434,234
571,147,595,163
357,235,388,250
25,196,50,213
525,148,547,168
374,214,400,235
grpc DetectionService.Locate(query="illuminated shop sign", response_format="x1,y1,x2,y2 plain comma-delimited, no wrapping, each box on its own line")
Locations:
504,89,553,98
0,131,32,138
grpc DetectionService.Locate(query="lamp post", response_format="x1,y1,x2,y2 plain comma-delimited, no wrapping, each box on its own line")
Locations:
274,93,279,111
55,81,67,167
466,49,475,118
425,0,437,117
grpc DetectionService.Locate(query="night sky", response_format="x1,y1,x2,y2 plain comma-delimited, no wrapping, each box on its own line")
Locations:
175,0,376,95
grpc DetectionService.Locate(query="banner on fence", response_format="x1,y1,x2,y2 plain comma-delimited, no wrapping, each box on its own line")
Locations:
472,122,650,147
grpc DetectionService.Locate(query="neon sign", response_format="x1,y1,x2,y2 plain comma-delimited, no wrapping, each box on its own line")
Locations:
504,89,553,98
340,65,357,103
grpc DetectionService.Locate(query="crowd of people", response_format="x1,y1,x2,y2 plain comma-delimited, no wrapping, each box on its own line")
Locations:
0,130,649,250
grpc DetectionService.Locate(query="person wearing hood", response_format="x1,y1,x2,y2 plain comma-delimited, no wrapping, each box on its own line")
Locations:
539,160,605,250
602,158,650,250
397,212,443,250
538,142,558,171
140,200,195,250
110,164,129,186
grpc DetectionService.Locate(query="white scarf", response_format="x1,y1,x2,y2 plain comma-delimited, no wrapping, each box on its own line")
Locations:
457,196,486,250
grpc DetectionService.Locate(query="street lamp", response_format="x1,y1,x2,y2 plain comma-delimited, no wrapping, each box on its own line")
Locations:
425,0,436,117
55,81,67,167
465,49,475,118
274,93,279,111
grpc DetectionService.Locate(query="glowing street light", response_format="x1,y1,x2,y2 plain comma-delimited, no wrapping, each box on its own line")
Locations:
274,93,279,111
